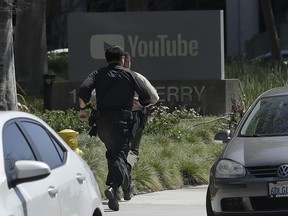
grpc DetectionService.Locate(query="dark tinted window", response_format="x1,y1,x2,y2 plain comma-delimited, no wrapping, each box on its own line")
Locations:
3,123,36,182
21,122,63,169
51,136,65,161
241,96,288,136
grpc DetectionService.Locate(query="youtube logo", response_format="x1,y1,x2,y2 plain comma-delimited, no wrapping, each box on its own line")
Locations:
90,34,125,59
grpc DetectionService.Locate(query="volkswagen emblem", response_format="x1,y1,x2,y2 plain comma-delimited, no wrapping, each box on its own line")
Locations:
277,164,288,177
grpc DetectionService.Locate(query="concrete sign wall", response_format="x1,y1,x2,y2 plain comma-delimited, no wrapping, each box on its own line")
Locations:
68,11,224,82
50,79,239,115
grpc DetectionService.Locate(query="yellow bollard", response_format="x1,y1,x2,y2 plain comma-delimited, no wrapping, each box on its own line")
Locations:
58,129,84,157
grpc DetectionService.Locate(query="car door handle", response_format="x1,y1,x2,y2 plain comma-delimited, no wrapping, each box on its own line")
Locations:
48,186,58,198
76,173,86,184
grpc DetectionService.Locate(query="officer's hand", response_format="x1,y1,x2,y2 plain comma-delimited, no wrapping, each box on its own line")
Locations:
133,97,141,110
79,110,88,120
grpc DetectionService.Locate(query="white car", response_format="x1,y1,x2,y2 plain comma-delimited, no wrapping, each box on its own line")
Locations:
0,111,104,216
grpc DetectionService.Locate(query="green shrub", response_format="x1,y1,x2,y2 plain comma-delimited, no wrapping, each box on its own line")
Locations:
35,109,90,133
145,105,202,141
226,57,288,110
48,52,68,82
139,135,184,189
145,106,179,136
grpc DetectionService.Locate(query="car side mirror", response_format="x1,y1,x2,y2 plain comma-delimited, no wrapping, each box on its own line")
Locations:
214,130,232,143
13,160,51,185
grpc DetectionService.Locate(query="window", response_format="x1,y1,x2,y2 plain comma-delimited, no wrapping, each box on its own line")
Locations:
51,136,66,162
21,121,64,169
241,96,288,136
3,122,35,182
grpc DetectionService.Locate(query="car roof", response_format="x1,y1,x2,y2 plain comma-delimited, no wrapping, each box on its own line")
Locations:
0,111,44,127
0,110,70,145
260,86,288,98
0,111,37,118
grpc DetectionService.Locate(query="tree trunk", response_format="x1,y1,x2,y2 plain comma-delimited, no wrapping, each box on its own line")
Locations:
260,0,281,62
0,0,18,110
15,0,48,95
46,0,62,50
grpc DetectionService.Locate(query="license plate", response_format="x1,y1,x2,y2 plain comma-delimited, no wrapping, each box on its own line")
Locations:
268,180,288,198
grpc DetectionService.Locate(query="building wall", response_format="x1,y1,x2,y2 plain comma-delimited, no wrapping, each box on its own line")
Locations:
226,0,260,57
49,0,278,58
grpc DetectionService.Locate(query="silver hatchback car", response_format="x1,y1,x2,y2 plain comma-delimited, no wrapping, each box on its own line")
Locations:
207,87,288,216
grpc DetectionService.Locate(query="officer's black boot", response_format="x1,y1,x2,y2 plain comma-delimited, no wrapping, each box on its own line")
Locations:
105,187,119,211
123,182,134,201
115,188,121,201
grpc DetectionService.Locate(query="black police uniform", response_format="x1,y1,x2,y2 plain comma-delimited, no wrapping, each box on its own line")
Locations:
78,63,151,191
130,108,149,156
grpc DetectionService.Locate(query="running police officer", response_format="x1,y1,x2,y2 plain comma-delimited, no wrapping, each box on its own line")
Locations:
123,52,159,201
78,45,151,211
124,51,159,168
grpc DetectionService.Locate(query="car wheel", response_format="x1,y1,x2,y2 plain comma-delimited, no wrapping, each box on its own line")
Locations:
206,186,215,216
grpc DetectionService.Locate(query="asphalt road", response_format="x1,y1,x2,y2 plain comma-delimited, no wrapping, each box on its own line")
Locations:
103,185,207,216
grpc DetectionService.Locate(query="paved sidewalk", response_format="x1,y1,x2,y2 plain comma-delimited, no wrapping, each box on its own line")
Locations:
104,185,208,216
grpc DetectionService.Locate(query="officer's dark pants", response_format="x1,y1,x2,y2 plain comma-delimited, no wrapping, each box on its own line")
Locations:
130,126,143,156
96,112,131,190
127,111,148,168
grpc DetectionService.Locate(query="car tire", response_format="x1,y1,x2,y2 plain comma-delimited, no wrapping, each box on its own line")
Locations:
206,186,215,216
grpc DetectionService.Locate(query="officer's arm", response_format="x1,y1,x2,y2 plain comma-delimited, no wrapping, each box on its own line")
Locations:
135,72,159,105
133,75,151,106
78,70,98,106
78,71,97,120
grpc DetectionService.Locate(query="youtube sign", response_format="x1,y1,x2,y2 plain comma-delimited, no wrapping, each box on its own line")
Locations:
90,34,125,59
68,11,224,81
